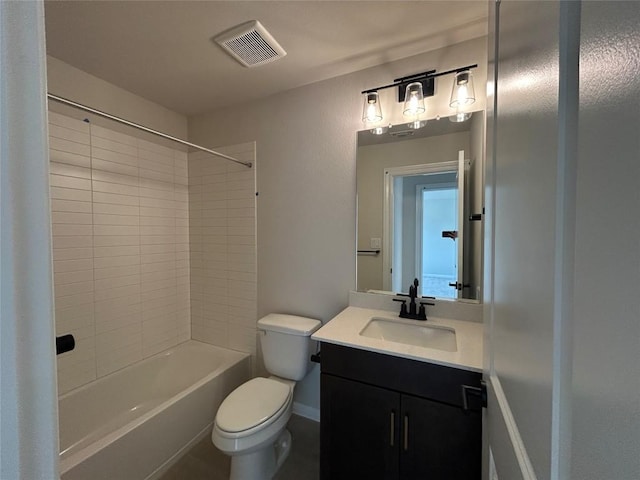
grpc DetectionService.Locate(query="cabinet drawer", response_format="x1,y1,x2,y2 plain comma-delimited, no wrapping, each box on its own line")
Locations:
320,342,482,409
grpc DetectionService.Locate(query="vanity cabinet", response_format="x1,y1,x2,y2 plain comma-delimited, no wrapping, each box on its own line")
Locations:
319,342,482,480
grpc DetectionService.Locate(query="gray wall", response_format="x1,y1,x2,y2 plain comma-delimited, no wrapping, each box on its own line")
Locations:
47,56,188,138
189,38,488,411
488,1,640,478
571,1,640,477
492,2,560,473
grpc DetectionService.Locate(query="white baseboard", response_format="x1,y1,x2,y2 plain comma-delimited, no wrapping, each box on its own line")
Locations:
490,374,536,479
292,402,320,422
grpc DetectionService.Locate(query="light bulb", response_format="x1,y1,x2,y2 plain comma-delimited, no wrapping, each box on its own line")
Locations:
366,103,378,122
457,84,469,105
407,96,419,115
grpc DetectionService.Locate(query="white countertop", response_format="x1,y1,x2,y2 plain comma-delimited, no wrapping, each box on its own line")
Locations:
312,306,483,372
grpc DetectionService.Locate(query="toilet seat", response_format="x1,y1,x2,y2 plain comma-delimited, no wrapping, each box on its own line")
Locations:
215,377,292,437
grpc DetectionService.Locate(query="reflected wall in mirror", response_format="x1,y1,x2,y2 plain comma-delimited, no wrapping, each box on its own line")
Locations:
356,111,484,301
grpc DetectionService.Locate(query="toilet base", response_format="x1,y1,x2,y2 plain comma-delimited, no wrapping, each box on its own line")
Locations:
229,429,292,480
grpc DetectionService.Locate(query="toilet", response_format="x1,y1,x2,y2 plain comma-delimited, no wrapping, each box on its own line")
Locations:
212,314,321,480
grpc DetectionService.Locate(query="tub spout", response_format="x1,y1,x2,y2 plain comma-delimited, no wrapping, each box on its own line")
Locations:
56,334,75,355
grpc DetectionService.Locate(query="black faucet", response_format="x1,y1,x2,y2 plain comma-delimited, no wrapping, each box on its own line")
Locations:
393,278,435,321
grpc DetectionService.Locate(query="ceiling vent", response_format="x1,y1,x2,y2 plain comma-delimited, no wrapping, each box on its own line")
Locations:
214,20,286,68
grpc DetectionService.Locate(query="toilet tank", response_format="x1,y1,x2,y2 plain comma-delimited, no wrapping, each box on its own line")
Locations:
258,314,322,381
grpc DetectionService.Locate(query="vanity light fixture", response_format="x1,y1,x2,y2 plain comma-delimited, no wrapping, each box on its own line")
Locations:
361,64,477,131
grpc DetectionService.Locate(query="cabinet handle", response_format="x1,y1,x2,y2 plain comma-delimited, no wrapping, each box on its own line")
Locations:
390,411,395,446
403,415,409,451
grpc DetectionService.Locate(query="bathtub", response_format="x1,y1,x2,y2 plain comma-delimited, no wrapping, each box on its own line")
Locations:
59,340,251,480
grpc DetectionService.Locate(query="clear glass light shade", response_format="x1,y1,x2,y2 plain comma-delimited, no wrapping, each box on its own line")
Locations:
362,92,383,123
449,71,476,108
403,82,426,117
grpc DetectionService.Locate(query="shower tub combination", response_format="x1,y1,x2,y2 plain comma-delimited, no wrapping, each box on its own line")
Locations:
59,340,251,480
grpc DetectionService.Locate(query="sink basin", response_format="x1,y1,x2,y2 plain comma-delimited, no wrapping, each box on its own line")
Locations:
359,317,457,352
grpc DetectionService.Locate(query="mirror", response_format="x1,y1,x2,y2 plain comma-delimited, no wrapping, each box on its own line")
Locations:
356,111,484,301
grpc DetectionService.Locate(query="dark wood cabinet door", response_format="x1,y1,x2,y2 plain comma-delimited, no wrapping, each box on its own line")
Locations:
320,374,400,480
399,394,482,480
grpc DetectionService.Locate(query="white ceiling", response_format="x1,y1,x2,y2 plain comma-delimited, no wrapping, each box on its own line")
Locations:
44,1,488,116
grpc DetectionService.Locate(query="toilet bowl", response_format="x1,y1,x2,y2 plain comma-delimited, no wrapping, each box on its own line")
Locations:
212,377,295,479
211,314,321,480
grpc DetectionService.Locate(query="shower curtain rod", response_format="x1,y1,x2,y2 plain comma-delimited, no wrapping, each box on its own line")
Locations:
47,94,252,168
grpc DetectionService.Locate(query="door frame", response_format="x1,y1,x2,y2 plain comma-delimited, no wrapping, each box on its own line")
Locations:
1,1,59,478
382,160,458,292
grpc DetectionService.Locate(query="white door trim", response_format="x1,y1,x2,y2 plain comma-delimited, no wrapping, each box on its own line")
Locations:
0,1,59,478
382,161,458,292
489,375,538,480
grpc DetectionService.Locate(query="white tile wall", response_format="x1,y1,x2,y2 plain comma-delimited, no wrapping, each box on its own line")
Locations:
189,143,257,360
49,112,191,394
49,114,96,394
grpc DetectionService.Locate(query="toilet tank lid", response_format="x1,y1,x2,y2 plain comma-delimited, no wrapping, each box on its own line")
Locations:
258,314,322,336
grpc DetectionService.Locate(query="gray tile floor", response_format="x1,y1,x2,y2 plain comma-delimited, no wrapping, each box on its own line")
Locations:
160,415,319,480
